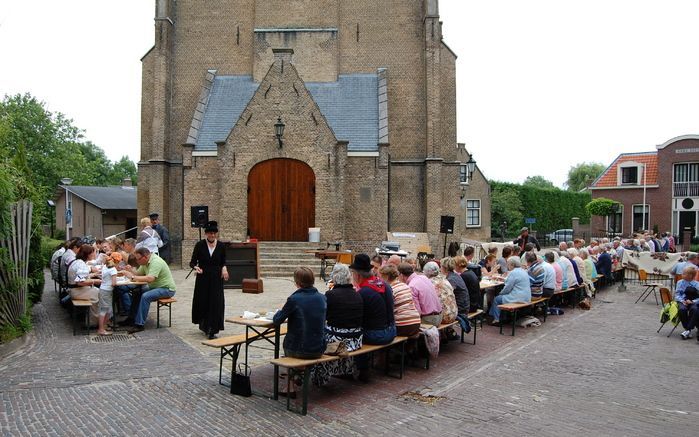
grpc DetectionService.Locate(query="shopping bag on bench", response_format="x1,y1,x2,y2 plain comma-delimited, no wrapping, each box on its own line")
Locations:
230,364,252,397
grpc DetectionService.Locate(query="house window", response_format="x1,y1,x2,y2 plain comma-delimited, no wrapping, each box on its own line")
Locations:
466,199,480,227
621,166,638,184
632,204,649,232
459,165,468,184
606,205,623,234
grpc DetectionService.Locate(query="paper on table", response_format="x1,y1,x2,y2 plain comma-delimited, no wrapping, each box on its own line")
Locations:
242,311,259,319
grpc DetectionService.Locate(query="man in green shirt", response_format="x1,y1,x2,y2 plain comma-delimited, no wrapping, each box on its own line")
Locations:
124,247,176,334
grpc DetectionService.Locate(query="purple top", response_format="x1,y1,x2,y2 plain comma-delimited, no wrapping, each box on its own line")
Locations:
406,273,443,316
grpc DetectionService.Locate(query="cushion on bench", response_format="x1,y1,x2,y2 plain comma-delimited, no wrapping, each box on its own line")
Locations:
157,297,177,304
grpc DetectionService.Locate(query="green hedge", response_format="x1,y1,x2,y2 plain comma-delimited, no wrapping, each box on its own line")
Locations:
491,181,591,235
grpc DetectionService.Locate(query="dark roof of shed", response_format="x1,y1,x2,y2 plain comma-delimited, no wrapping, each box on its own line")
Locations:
194,74,379,152
59,185,137,210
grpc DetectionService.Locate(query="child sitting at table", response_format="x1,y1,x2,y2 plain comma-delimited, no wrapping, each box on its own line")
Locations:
97,253,121,336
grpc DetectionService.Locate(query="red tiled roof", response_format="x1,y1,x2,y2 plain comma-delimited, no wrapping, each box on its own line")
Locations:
591,152,658,188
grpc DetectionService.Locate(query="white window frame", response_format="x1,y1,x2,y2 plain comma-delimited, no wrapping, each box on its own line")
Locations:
632,203,650,232
459,165,469,185
605,205,623,234
465,199,481,228
618,162,641,185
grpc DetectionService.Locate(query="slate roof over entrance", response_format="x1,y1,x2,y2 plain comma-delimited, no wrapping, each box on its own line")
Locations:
194,74,379,152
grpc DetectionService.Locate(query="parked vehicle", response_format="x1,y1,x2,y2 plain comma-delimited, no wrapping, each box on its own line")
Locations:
545,229,574,246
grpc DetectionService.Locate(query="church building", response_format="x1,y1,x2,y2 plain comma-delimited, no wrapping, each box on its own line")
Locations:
138,0,491,265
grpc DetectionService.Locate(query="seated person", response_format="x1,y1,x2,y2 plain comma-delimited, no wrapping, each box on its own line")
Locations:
397,262,443,326
545,251,563,292
273,267,326,358
497,246,513,274
526,252,555,298
311,263,362,386
121,248,176,333
595,246,613,280
489,257,531,325
370,255,384,276
454,255,482,311
675,265,699,340
441,257,471,333
380,265,421,337
479,247,499,271
480,254,500,278
422,262,458,325
349,254,396,382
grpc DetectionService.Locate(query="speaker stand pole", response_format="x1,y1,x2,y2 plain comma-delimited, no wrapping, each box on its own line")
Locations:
443,233,447,258
199,227,202,241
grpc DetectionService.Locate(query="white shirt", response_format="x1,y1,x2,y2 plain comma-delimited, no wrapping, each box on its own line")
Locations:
100,267,118,292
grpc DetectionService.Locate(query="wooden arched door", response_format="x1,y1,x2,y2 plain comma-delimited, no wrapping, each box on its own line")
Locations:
247,159,315,241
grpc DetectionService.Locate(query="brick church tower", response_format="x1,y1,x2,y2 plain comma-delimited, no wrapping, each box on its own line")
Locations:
139,0,491,265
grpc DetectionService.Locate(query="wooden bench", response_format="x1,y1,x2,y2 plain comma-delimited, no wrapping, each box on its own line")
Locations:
156,297,177,328
71,299,92,336
552,285,583,308
203,326,288,386
270,336,408,415
497,296,549,336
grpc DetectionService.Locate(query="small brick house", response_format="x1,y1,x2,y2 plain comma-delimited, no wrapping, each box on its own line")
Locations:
138,0,492,265
55,183,138,240
589,135,699,243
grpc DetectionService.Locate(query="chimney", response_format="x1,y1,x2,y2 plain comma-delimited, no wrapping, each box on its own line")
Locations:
122,178,132,187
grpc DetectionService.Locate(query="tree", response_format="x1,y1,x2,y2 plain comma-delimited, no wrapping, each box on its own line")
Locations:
586,197,618,217
524,175,555,189
0,93,138,223
109,156,138,185
566,162,606,192
491,186,524,239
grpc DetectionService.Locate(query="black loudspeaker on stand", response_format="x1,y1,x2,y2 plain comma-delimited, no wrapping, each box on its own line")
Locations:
191,206,209,228
191,205,209,243
440,215,455,257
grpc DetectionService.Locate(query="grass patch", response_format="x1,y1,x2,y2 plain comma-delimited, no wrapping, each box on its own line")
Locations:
0,314,32,344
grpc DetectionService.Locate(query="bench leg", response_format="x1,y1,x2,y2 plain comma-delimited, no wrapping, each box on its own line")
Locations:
157,302,161,328
301,367,310,415
472,318,477,345
168,302,172,327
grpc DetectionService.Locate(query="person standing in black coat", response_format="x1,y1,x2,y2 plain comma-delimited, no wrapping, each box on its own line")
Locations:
190,221,228,339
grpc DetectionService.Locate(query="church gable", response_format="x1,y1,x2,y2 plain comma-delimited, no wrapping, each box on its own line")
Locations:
189,60,381,154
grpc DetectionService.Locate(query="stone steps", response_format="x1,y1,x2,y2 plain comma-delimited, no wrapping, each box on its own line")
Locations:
257,241,325,278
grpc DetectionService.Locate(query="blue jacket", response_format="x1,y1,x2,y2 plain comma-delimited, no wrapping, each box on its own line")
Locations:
596,252,612,279
499,268,531,303
273,287,327,356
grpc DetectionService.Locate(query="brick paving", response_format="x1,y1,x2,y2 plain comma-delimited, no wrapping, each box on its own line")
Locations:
1,271,696,436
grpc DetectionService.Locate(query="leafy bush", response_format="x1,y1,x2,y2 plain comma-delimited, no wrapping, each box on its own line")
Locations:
491,181,591,235
586,198,618,217
41,236,64,267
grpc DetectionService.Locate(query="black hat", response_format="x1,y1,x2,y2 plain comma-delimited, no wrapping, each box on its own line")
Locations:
204,221,218,233
349,253,372,272
149,212,159,219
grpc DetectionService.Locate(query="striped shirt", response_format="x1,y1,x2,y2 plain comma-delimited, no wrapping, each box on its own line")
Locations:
390,280,421,327
528,261,545,294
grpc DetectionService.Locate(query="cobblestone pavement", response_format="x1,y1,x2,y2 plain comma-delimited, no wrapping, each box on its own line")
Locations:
1,272,696,436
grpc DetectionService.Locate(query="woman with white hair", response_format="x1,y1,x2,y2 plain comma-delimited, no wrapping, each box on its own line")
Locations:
490,256,531,325
311,263,363,386
423,261,458,325
135,216,161,255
